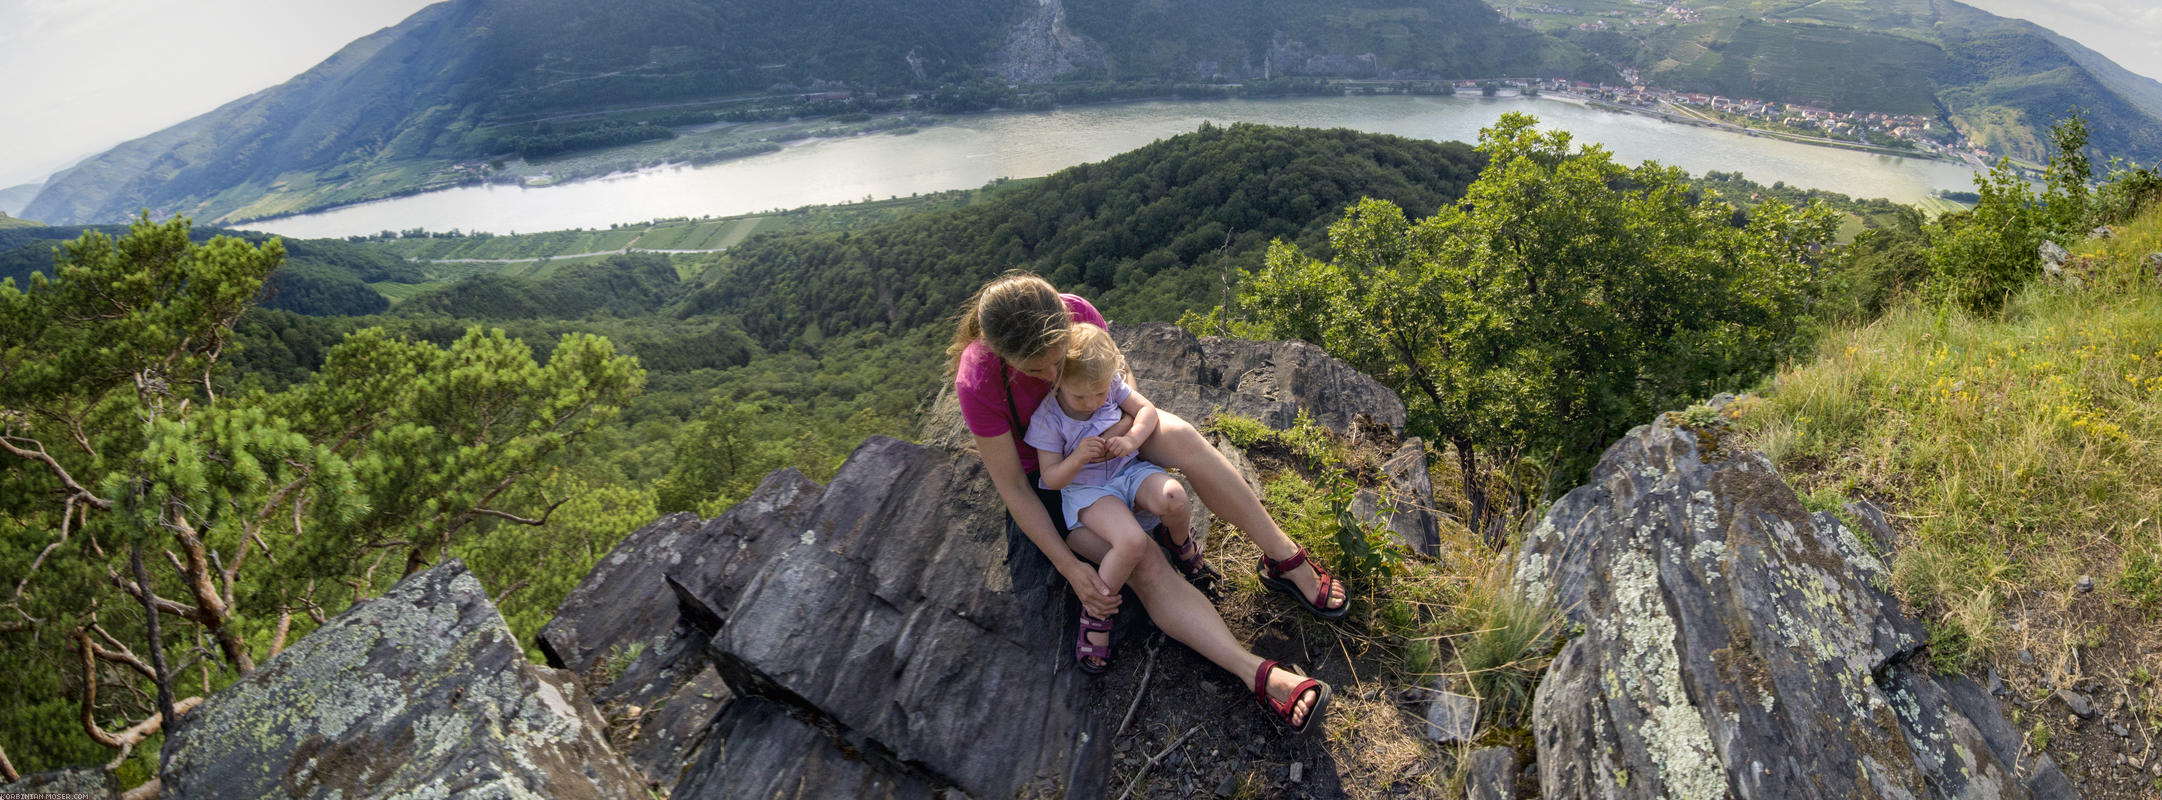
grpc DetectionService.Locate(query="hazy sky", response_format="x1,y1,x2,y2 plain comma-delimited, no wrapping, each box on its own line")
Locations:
0,0,439,187
1958,0,2162,84
2,0,2160,189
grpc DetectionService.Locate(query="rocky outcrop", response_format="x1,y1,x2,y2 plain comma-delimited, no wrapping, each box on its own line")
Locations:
994,0,1110,83
160,560,643,800
525,325,1415,798
688,436,1110,798
1513,411,2063,798
924,322,1407,447
543,441,1111,799
0,768,115,797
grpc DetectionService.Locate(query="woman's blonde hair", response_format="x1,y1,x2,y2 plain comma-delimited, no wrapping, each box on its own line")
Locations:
1059,324,1126,389
947,271,1071,370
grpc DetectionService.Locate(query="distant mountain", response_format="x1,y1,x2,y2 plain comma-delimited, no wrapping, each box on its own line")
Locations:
0,183,42,217
25,0,1593,226
1545,0,2162,165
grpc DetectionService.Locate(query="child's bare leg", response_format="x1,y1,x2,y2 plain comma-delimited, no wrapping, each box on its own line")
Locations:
1134,473,1190,544
1079,498,1150,594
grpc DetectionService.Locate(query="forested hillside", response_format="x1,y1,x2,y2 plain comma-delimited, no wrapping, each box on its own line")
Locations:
677,123,1483,344
0,223,419,316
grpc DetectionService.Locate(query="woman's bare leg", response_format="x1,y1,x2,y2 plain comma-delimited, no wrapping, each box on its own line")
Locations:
1065,527,1323,725
1136,410,1345,611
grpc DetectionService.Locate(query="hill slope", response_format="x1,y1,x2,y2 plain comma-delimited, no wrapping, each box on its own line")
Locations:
25,0,1585,227
671,122,1482,347
1531,0,2162,164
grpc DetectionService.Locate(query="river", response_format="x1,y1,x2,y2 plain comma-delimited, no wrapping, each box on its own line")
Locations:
243,95,1983,239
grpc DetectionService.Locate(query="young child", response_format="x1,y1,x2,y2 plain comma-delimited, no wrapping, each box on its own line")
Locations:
1023,324,1198,673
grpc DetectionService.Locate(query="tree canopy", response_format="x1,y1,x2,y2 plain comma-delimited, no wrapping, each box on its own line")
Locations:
1235,113,1837,538
0,216,643,772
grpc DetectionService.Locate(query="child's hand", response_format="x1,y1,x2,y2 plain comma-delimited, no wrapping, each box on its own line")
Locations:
1073,437,1106,463
1098,435,1136,460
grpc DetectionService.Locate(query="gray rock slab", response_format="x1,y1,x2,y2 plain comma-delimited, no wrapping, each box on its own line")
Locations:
1424,688,1479,744
1466,747,1519,800
2024,755,2077,800
1514,414,2036,799
536,469,822,787
161,560,644,800
692,436,1112,799
1352,437,1443,555
671,696,942,800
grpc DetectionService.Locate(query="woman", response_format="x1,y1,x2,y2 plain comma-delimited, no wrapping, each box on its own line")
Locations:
949,272,1346,733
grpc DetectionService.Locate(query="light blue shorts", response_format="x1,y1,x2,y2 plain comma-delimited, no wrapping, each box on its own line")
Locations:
1060,460,1167,531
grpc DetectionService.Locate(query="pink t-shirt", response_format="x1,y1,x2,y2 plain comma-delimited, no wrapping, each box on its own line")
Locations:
953,293,1108,473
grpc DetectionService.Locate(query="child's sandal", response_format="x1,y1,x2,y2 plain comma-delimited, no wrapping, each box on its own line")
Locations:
1258,546,1349,620
1151,523,1217,589
1076,610,1115,675
1252,659,1330,735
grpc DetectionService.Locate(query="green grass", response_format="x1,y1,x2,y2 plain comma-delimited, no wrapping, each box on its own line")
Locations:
1736,202,2162,653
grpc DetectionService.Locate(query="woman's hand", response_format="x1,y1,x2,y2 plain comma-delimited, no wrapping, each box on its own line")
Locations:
1060,560,1122,618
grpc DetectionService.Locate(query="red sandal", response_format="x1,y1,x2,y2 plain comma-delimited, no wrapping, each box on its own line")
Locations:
1152,522,1217,590
1076,610,1114,675
1252,659,1330,735
1258,546,1349,620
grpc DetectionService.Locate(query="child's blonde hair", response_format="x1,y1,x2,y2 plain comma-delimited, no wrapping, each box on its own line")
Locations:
1060,325,1126,389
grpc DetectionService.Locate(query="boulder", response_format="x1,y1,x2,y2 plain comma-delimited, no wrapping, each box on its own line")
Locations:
1423,686,1478,744
1514,413,2049,798
533,472,821,789
161,560,643,800
2145,251,2162,279
1466,747,1520,800
2040,239,2070,275
687,436,1110,799
1350,437,1443,554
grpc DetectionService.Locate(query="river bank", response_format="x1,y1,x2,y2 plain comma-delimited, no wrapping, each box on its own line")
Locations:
243,94,1983,240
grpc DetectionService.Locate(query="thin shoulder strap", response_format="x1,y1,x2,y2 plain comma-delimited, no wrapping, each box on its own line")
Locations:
1003,363,1027,440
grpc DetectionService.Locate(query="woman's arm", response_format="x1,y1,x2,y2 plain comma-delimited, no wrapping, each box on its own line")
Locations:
1103,389,1159,459
976,432,1120,617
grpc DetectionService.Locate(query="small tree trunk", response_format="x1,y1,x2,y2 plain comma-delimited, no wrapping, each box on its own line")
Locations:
131,540,176,727
1453,437,1497,549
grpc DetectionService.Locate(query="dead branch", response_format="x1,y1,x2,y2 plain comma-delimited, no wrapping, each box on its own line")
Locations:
120,778,160,800
0,739,16,782
0,434,113,510
493,579,531,607
13,495,77,604
268,607,292,659
468,495,571,527
169,511,251,674
105,571,210,625
96,696,201,771
87,625,157,681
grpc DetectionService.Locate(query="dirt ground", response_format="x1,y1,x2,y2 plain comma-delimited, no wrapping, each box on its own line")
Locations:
1090,428,1489,800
